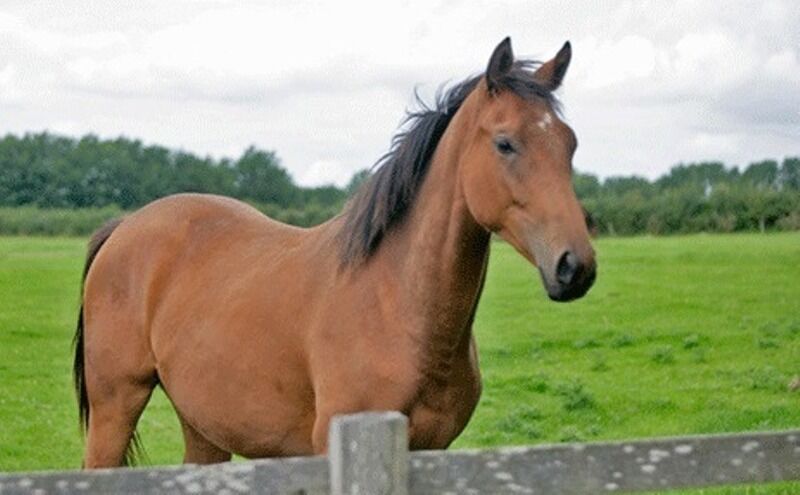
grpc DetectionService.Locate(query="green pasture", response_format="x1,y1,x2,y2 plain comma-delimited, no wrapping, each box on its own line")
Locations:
0,234,799,494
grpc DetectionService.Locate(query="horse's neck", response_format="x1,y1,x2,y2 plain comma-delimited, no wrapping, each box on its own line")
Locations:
382,121,490,378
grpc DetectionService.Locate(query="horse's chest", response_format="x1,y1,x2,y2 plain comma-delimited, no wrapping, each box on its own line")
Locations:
405,356,482,449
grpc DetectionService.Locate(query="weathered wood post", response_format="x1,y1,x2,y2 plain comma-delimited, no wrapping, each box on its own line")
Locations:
328,411,409,495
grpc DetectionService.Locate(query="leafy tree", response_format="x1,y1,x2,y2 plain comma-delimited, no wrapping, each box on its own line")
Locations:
346,169,372,197
233,147,298,207
301,185,346,208
602,176,653,198
573,172,600,200
780,157,800,190
741,160,779,189
656,162,735,193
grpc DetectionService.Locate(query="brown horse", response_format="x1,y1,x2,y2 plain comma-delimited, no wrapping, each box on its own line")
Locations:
74,37,596,468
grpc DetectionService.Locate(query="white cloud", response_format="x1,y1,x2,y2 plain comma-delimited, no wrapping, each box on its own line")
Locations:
764,49,800,81
0,0,797,186
578,35,657,89
671,30,758,92
0,64,21,102
299,160,353,188
690,132,741,156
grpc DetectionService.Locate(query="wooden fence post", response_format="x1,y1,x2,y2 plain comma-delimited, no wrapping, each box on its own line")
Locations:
328,411,409,495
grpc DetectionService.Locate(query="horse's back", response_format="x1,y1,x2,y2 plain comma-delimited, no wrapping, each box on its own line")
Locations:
83,192,308,347
85,192,304,312
122,193,302,245
84,190,330,330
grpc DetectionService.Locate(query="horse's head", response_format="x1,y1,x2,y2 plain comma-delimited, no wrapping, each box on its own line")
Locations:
460,38,596,302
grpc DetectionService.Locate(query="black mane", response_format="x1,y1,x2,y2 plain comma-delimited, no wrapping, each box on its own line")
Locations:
339,60,559,265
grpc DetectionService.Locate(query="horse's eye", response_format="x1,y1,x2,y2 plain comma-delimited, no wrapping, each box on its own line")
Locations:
494,137,516,156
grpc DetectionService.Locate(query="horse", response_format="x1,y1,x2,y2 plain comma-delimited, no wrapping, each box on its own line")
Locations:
73,37,596,468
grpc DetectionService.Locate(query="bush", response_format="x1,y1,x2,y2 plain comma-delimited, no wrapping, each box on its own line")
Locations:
777,212,800,231
252,202,341,227
0,202,342,236
0,206,123,236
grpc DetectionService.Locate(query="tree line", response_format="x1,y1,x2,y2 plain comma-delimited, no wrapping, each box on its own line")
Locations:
0,132,798,235
0,132,371,228
576,158,800,235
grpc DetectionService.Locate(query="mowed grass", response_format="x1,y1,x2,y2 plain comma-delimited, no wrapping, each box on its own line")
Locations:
1,233,799,494
0,237,183,470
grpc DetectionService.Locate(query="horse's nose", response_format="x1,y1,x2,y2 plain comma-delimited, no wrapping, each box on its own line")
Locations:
549,250,596,302
556,251,580,286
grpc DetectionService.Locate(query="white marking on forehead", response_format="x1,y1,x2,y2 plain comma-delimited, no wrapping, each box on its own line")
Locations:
537,111,554,130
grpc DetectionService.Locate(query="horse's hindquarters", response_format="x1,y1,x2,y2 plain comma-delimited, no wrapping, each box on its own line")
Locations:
82,194,323,459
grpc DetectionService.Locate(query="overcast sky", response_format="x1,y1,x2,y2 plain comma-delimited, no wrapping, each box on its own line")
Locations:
1,1,798,187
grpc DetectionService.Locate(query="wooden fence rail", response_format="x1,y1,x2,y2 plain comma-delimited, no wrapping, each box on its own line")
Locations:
1,412,799,494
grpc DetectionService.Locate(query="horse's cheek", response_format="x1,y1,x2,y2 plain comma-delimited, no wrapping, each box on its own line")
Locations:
461,158,509,231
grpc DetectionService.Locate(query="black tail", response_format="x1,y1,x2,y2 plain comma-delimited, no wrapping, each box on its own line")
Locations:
73,218,145,466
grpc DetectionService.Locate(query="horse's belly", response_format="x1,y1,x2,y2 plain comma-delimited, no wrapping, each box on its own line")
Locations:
152,312,317,457
159,356,316,456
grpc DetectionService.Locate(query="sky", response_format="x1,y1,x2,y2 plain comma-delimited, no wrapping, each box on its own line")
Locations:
1,0,798,187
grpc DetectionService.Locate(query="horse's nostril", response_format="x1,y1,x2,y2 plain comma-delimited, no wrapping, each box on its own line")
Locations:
556,251,580,286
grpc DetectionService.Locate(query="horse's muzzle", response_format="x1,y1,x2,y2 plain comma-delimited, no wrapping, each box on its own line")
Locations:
545,251,597,302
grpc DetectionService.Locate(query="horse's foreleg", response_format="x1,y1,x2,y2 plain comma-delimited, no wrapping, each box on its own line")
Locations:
179,416,232,464
311,413,330,454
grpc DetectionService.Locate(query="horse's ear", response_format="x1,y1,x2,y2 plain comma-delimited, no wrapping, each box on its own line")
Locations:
533,41,571,90
486,37,514,93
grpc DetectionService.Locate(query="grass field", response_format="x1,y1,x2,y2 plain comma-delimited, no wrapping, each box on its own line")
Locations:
1,233,799,494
